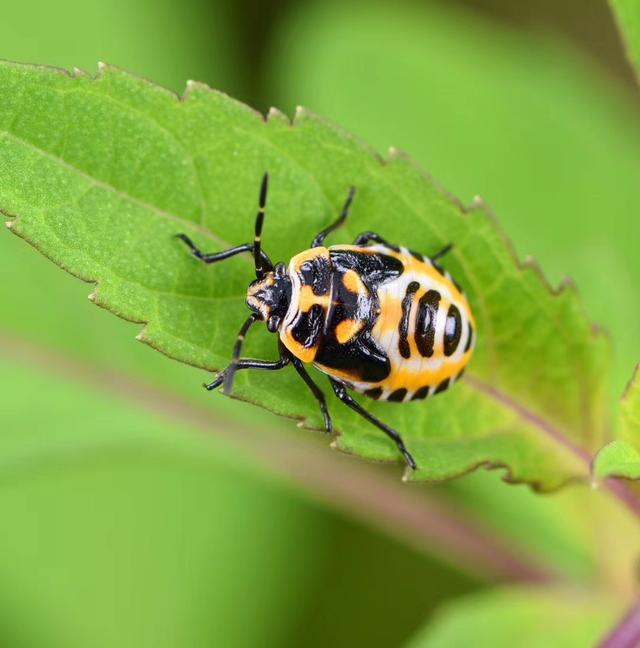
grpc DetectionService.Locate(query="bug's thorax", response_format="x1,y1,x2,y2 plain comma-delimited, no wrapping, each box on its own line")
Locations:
246,263,292,332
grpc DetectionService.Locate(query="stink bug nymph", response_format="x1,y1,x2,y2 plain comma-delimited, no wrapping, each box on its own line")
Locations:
177,173,476,469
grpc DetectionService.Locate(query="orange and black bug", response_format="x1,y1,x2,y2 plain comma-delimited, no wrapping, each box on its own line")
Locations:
177,173,476,469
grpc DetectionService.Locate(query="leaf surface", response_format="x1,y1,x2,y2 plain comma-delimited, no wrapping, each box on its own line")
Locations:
0,61,610,487
407,586,618,648
610,0,640,80
595,366,640,479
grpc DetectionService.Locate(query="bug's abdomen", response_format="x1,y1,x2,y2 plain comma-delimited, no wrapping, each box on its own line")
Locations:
355,246,476,402
280,244,475,404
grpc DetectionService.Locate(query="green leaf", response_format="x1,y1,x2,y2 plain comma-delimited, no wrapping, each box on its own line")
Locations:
407,587,618,648
610,0,640,81
593,440,640,480
595,366,640,479
0,60,610,489
621,365,640,444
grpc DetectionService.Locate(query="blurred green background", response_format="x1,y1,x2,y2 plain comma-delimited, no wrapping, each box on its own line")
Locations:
1,0,640,646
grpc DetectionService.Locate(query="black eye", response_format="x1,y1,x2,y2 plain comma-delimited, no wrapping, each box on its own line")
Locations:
274,262,286,278
267,315,281,333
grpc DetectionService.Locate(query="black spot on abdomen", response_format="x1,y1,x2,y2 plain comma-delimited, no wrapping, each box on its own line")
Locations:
398,281,419,359
464,321,474,352
444,305,462,356
411,385,430,400
388,388,407,402
415,290,440,357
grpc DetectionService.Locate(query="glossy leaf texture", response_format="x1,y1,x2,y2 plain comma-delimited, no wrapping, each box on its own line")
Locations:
0,61,610,488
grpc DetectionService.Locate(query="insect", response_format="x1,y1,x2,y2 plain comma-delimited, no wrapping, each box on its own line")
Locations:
177,173,476,469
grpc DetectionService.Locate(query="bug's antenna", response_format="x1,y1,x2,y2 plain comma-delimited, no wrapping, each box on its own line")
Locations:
254,172,271,279
223,313,261,394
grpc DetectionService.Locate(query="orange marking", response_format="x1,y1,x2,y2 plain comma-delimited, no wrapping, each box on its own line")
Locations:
380,354,472,392
291,247,329,273
342,269,368,296
372,292,402,339
280,327,317,363
335,318,365,344
298,285,330,313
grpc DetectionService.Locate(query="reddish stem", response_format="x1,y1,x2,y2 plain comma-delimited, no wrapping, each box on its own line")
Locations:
598,601,640,648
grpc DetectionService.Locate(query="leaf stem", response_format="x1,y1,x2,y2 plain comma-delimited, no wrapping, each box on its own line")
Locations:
597,600,640,648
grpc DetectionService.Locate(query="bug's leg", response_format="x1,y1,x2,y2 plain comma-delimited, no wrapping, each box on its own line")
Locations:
352,231,394,247
311,186,356,248
175,236,274,269
329,378,417,470
430,243,453,262
354,231,453,264
287,352,332,434
219,313,264,394
178,170,274,272
204,356,290,391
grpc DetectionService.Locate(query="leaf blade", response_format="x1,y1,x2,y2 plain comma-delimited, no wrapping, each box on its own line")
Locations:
0,61,610,488
610,0,640,81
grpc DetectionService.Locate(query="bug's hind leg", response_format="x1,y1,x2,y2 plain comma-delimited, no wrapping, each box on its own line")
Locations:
311,186,356,248
329,379,417,470
288,352,332,434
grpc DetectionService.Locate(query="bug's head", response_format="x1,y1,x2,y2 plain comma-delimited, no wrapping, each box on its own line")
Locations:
246,262,292,333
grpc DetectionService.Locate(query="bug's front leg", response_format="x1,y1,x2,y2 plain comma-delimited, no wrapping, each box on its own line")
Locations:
204,356,290,391
176,234,274,268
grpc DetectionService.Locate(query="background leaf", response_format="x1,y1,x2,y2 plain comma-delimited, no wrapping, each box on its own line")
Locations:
621,366,640,443
0,60,611,489
407,586,619,648
593,440,640,479
610,0,640,80
595,366,640,479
